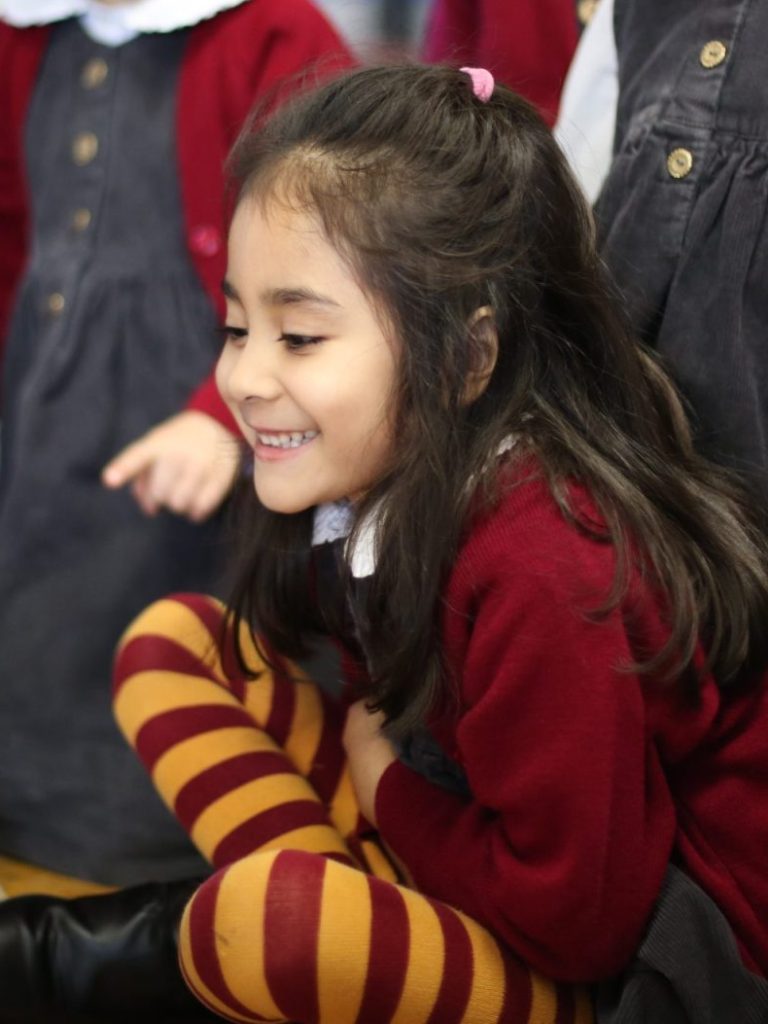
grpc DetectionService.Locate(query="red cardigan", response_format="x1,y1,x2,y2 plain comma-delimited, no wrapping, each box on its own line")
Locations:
422,0,579,126
374,469,768,982
0,2,352,429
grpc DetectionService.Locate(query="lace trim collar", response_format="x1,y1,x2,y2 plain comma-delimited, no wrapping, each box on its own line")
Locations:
3,0,249,46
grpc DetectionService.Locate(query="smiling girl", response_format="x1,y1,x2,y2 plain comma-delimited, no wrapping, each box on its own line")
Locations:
4,62,768,1023
217,199,399,514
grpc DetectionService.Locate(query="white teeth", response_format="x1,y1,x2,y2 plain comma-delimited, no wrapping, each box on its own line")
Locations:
256,430,318,449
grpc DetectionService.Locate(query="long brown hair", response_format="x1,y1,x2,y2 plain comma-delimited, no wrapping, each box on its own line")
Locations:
224,64,768,732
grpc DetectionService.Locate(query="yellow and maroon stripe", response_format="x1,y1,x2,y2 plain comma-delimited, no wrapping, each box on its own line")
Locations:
115,594,367,852
180,849,592,1024
116,594,592,1023
113,595,354,867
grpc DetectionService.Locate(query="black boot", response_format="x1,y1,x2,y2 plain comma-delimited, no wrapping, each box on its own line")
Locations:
0,878,222,1023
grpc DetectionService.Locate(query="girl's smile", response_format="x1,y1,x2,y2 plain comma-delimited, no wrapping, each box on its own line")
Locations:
252,429,319,449
216,196,398,513
250,428,319,461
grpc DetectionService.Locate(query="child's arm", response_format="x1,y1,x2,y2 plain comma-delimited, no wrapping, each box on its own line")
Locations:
371,518,683,984
101,410,241,521
99,2,354,522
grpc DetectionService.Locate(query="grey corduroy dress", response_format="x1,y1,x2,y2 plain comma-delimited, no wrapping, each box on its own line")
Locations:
0,20,226,884
596,0,768,498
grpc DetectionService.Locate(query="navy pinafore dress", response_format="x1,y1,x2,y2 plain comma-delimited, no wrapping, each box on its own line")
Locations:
0,19,225,884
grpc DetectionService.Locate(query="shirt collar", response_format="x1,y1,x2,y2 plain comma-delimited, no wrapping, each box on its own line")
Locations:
3,0,249,46
311,435,518,580
312,500,377,579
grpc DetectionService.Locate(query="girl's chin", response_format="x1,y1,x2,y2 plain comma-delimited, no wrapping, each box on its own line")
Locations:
251,482,319,516
252,482,356,516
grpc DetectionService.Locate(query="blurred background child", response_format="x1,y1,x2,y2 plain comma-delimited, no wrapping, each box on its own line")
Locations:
0,0,351,895
557,0,768,500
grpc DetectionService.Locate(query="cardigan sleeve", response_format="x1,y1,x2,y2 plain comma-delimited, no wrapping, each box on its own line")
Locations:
0,23,49,374
374,524,677,982
185,374,239,433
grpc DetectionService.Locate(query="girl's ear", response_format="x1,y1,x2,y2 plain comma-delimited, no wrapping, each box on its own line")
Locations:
463,306,498,404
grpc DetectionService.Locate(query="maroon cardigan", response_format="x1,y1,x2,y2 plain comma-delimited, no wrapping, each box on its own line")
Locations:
0,1,352,429
373,468,768,982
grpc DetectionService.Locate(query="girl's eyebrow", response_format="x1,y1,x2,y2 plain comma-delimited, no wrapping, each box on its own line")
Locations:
261,286,341,310
221,280,341,310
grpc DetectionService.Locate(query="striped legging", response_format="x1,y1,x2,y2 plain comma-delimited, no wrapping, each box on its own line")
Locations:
113,592,593,1024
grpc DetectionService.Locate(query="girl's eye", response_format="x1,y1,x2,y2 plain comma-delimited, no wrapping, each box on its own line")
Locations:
216,325,248,346
280,333,324,351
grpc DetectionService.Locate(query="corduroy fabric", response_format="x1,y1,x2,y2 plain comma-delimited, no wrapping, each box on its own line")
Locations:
596,867,768,1023
0,2,352,423
595,0,768,493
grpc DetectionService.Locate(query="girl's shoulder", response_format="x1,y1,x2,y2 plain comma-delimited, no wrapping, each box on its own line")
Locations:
188,0,349,57
0,18,49,64
442,454,645,643
183,0,353,113
456,456,615,589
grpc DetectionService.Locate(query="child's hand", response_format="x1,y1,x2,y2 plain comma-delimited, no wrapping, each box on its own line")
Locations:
102,410,241,522
342,700,397,825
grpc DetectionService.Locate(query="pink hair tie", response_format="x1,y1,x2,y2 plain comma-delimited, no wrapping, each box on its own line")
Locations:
460,66,494,103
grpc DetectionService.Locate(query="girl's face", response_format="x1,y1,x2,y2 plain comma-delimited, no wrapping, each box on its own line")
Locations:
217,196,398,514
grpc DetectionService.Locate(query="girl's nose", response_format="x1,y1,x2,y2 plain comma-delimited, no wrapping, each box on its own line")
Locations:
220,336,282,405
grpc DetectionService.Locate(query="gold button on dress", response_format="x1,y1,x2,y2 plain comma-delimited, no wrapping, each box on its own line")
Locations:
577,0,600,26
667,148,694,179
81,57,109,89
72,131,99,166
71,208,92,232
47,292,66,316
699,40,727,69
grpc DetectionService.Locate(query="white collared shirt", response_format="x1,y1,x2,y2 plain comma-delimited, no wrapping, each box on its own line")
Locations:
2,0,250,46
554,0,618,205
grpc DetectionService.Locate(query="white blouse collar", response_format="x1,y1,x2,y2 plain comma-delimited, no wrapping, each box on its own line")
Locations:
2,0,249,46
311,435,519,580
312,500,377,580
